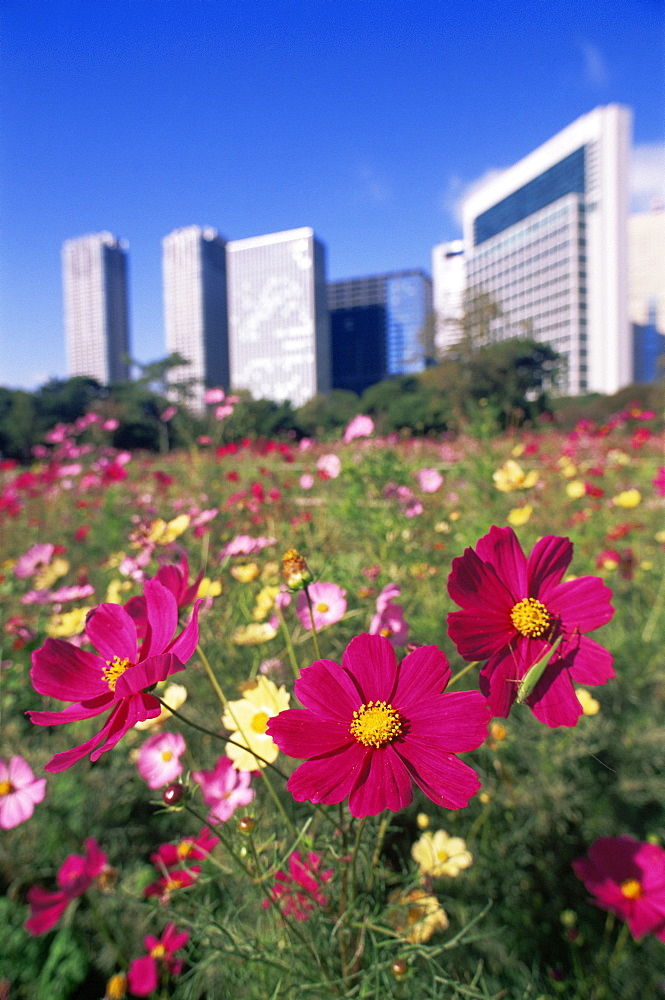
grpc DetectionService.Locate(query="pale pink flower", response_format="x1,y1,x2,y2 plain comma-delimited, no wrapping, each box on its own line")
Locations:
343,414,375,443
204,387,226,404
296,582,347,630
0,756,47,829
14,543,55,579
405,501,424,518
192,756,255,823
219,534,276,558
369,584,409,647
102,418,119,431
215,404,235,420
161,406,177,422
137,731,187,789
417,468,444,493
317,454,341,479
299,474,314,490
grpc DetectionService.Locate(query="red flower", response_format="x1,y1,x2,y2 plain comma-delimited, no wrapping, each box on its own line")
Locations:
262,850,333,921
25,838,108,935
28,579,202,772
124,556,204,639
267,634,489,818
127,922,189,996
143,867,201,904
150,828,219,870
447,526,614,728
573,836,665,941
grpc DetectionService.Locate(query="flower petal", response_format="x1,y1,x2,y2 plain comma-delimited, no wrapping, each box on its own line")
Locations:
347,746,413,816
396,740,482,810
267,708,353,757
447,608,515,660
114,654,183,697
567,635,615,686
286,743,369,805
549,576,615,633
475,526,527,595
407,690,490,751
527,659,583,728
293,659,360,722
30,640,108,702
393,645,451,711
141,578,179,657
527,535,573,596
448,544,516,612
85,603,137,662
168,599,203,664
341,633,398,701
28,693,115,727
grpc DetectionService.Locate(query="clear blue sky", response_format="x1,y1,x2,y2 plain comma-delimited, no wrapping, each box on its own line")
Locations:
1,0,663,390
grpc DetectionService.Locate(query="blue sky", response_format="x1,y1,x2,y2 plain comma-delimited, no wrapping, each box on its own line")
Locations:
1,0,663,390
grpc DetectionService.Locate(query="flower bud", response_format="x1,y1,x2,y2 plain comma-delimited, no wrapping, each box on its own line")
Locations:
281,548,312,590
390,958,408,980
238,816,256,835
163,783,185,806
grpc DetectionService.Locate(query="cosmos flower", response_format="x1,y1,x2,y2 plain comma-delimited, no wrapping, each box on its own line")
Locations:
28,579,202,772
267,634,489,818
296,582,347,630
263,850,333,921
572,836,665,941
137,731,187,789
612,488,642,509
316,453,342,479
386,888,449,943
124,555,204,638
222,676,290,770
191,755,255,823
343,414,375,443
151,828,219,870
447,526,615,728
127,922,189,996
411,830,473,878
25,838,109,935
492,460,539,492
369,583,409,647
416,468,443,493
0,755,46,829
143,867,201,905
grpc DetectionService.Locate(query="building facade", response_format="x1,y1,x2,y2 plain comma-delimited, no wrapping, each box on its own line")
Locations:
431,240,466,357
328,270,433,395
629,206,665,383
226,227,330,407
162,226,229,411
461,105,632,395
62,232,130,384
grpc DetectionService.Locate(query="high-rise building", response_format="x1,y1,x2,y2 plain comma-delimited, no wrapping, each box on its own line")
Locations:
226,227,330,407
162,226,229,411
629,206,665,383
461,105,632,395
62,232,130,384
431,240,466,356
328,270,433,395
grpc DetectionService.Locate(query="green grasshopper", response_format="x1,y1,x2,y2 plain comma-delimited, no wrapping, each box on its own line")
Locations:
516,634,563,704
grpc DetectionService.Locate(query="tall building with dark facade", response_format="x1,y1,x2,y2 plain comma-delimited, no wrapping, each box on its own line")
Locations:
62,232,130,384
328,270,433,395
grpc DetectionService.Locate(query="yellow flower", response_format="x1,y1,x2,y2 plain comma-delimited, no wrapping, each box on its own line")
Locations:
231,622,278,646
34,557,70,590
261,560,280,581
387,889,449,943
230,563,260,583
222,675,290,769
557,457,577,478
655,530,665,544
576,688,600,716
104,551,126,569
105,578,133,604
196,577,222,598
46,606,92,637
416,812,430,830
104,974,127,1000
566,480,586,499
511,443,525,457
507,505,532,526
493,460,539,492
252,584,281,621
612,489,642,509
607,449,630,466
411,830,473,878
134,683,188,730
147,514,191,545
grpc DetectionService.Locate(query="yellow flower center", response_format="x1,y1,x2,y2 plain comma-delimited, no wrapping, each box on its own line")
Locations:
620,878,643,900
251,710,270,734
0,780,12,796
379,627,392,637
103,655,132,691
510,597,551,638
150,943,167,959
161,751,173,762
350,701,403,748
316,602,329,613
177,841,193,859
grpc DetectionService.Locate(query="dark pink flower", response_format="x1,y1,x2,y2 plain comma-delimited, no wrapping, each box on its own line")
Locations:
653,467,665,497
447,526,614,728
127,922,189,996
267,634,489,818
25,838,108,935
124,555,205,639
262,850,333,920
137,731,187,789
191,755,255,823
150,828,219,870
0,756,46,829
143,867,201,904
573,836,665,941
369,584,409,647
28,579,202,772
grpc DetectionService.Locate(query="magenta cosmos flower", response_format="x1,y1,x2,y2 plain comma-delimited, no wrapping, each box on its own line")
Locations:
25,838,108,935
0,755,47,829
127,922,189,996
137,731,187,789
447,526,614,728
28,579,202,772
296,581,347,631
263,850,333,921
191,755,255,823
124,555,205,639
267,633,490,818
573,836,665,941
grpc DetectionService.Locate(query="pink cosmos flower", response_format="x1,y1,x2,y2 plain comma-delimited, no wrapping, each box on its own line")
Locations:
262,850,333,920
204,387,226,404
219,534,276,558
267,634,490,818
215,404,235,420
191,755,255,823
573,836,665,941
127,922,189,996
13,543,55,579
124,555,205,639
416,468,444,493
25,838,108,935
369,584,409,647
343,414,375,443
151,828,219,870
161,406,177,422
296,582,347,630
654,467,665,497
137,731,187,789
0,756,46,829
299,473,314,490
447,526,615,728
28,579,202,772
316,453,341,479
144,867,201,904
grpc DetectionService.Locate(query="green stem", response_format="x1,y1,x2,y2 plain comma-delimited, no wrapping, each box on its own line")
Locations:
643,555,665,642
87,895,127,968
448,660,480,687
303,585,322,661
277,606,301,680
196,642,228,712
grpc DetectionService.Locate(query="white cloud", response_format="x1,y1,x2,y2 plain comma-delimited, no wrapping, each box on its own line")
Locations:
439,168,506,228
578,40,610,89
631,142,665,213
356,164,392,205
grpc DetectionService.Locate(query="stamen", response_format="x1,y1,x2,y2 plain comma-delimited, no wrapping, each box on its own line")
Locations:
620,878,643,900
350,701,403,748
510,597,551,638
103,655,132,691
251,711,270,734
316,602,329,613
0,780,12,796
150,943,167,959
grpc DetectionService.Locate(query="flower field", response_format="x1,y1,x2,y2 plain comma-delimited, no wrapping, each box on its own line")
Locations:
1,404,664,1000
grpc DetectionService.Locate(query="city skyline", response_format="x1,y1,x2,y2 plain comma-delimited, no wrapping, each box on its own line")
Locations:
1,0,663,390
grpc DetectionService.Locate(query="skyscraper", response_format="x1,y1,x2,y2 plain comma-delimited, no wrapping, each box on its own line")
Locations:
226,227,330,407
431,240,466,357
461,105,632,395
62,232,130,384
328,270,432,395
162,225,229,411
629,206,665,383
